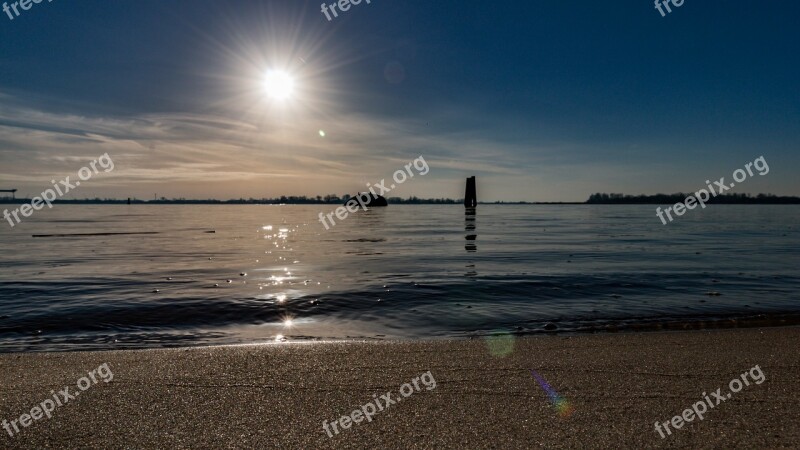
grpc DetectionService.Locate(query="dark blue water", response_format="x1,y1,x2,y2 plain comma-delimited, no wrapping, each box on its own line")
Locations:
1,205,798,352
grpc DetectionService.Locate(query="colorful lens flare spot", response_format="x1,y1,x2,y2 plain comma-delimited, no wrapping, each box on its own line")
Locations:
530,370,574,418
484,332,514,357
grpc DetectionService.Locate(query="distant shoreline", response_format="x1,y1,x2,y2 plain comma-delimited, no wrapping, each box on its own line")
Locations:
1,201,799,205
0,192,798,205
1,199,798,206
0,199,591,205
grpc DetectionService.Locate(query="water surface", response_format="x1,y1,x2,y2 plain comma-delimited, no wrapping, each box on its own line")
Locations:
1,204,798,352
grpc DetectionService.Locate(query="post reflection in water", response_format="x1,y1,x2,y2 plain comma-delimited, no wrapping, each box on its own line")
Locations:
465,207,477,277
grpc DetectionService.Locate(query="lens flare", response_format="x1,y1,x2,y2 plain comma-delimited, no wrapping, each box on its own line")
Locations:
484,332,514,357
530,370,574,418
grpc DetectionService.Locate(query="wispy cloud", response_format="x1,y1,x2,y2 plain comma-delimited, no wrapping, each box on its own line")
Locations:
0,94,557,199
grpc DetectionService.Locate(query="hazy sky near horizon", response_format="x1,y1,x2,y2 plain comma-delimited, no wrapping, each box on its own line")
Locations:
0,0,798,202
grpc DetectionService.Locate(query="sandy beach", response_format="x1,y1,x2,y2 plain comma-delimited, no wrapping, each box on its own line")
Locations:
1,327,798,449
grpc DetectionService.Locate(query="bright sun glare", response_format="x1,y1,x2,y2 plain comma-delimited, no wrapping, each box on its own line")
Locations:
264,70,295,100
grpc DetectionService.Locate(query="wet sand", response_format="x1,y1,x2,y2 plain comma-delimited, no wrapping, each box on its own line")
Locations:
1,327,798,449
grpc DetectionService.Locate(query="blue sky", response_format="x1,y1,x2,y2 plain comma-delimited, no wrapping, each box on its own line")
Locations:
0,0,798,201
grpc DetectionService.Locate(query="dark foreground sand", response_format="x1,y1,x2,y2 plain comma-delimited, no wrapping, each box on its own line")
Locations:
1,327,798,449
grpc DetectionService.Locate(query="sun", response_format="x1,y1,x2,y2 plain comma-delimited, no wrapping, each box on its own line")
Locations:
264,70,295,100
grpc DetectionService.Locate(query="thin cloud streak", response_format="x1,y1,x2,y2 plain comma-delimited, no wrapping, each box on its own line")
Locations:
0,96,558,199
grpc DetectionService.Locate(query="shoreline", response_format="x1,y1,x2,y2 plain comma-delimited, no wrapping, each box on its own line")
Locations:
1,327,798,448
4,313,800,354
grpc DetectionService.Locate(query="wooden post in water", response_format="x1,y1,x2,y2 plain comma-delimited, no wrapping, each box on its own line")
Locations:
464,176,477,208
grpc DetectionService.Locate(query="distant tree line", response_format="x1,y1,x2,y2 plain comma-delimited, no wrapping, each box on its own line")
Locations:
587,193,800,204
2,193,797,205
0,195,462,205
